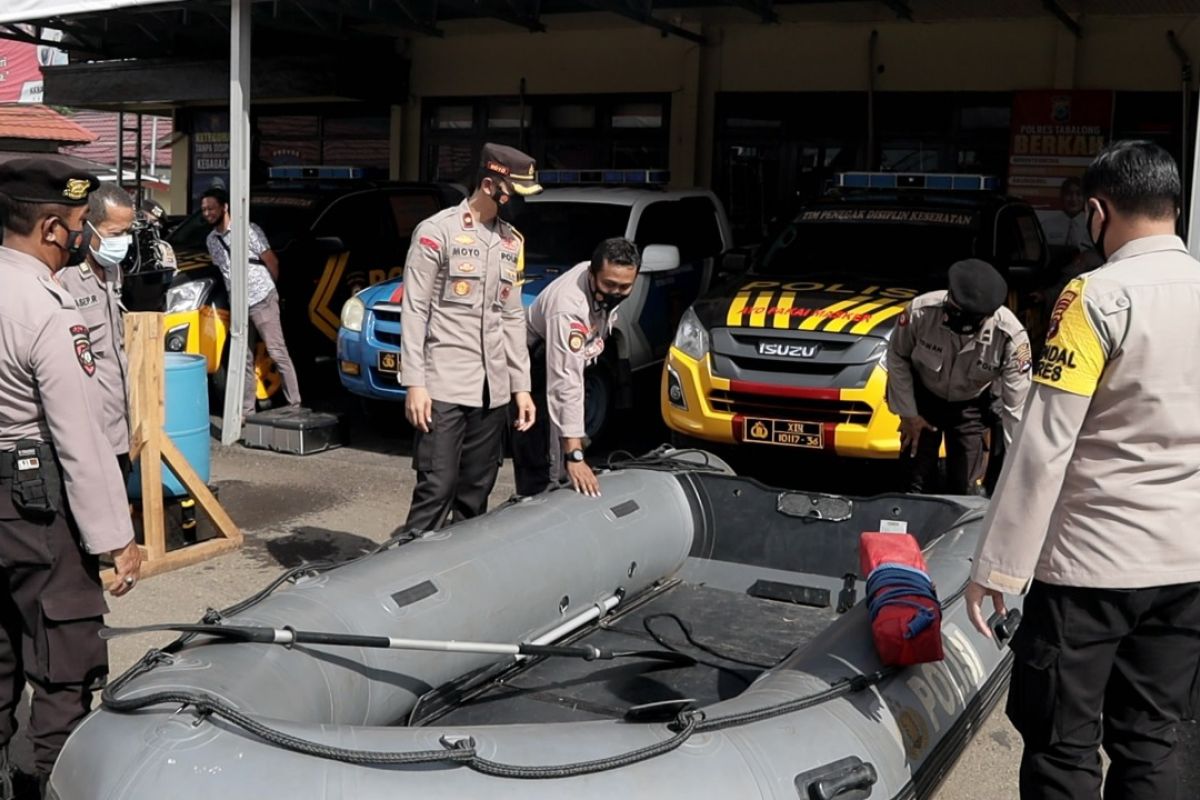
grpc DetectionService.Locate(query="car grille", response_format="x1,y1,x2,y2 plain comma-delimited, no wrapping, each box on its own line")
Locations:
709,389,874,425
719,355,847,377
369,304,403,347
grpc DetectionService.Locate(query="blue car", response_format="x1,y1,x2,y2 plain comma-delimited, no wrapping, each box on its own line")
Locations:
337,277,537,403
337,181,733,438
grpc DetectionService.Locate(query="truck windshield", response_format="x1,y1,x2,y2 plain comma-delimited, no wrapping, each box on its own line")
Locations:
753,207,982,286
512,202,631,267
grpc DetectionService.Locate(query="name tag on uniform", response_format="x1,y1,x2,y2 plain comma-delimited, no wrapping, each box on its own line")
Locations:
16,457,39,471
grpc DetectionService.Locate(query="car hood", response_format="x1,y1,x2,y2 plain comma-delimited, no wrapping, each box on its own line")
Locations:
692,273,920,338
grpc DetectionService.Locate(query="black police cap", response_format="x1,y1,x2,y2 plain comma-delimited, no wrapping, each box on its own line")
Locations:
947,259,1008,315
480,143,542,196
0,158,99,206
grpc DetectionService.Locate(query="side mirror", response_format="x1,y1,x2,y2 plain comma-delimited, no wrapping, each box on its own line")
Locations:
717,247,754,280
313,236,346,253
641,244,681,274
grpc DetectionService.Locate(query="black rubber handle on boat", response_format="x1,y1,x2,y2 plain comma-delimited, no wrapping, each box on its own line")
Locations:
519,643,607,660
810,762,878,800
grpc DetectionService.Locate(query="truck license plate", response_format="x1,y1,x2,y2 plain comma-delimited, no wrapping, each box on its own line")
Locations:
743,418,823,449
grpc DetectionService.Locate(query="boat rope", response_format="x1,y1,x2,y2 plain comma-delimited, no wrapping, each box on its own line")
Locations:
101,649,889,778
604,447,729,474
642,612,785,670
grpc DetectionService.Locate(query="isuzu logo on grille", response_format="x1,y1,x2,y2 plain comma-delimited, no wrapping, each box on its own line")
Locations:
757,341,821,358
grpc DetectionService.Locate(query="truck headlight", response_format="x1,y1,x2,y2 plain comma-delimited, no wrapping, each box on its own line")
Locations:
164,278,213,313
341,296,365,333
672,307,710,361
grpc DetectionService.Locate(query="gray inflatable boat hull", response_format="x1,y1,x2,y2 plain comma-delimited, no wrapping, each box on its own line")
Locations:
50,464,1017,799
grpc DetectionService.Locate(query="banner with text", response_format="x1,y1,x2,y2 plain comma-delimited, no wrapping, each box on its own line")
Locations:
191,110,230,210
1007,90,1113,210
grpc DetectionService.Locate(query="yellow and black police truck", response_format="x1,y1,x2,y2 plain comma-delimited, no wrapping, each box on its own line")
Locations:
662,172,1053,458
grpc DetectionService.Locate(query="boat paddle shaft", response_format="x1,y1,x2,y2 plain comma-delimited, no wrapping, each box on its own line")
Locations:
100,623,693,664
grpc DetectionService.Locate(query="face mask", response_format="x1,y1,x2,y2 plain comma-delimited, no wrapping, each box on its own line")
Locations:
88,222,132,269
943,306,985,335
50,217,89,268
1086,198,1109,261
491,185,524,223
590,276,628,313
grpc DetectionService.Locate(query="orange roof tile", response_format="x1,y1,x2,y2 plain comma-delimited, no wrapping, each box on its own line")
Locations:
0,104,97,145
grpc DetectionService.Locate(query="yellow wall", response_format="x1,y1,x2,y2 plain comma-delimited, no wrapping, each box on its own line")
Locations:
400,13,1200,185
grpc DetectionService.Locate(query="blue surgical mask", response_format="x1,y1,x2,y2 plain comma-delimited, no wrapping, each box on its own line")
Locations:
88,222,132,270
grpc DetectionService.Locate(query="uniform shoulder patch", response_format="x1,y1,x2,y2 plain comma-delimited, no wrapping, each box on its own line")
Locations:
1014,341,1032,373
1034,278,1105,397
566,320,588,353
1046,288,1077,341
70,324,96,377
418,236,440,252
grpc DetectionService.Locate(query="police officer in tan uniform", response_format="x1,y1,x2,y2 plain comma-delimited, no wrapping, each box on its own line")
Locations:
967,141,1200,800
0,159,141,796
513,238,640,498
885,259,1032,494
400,144,540,532
58,184,134,478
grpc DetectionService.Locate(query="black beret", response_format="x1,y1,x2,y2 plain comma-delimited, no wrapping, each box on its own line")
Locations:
0,158,99,206
480,142,542,196
947,259,1007,315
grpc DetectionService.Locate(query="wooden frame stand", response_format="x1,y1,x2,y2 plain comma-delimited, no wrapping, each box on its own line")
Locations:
101,313,242,582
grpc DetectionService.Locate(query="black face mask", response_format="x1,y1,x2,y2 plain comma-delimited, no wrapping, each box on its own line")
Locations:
590,276,628,313
1086,198,1109,261
51,217,89,268
943,306,985,335
492,186,523,223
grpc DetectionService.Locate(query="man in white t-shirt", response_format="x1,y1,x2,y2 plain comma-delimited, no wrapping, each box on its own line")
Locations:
201,187,302,417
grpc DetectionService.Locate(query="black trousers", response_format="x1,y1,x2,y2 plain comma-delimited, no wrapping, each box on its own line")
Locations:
899,384,988,495
510,344,551,497
0,479,109,778
1007,580,1200,800
404,399,507,533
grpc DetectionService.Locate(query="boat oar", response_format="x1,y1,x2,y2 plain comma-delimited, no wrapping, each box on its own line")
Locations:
100,623,696,665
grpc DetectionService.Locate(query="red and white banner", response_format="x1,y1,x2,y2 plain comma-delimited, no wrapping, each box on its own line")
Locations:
0,28,68,103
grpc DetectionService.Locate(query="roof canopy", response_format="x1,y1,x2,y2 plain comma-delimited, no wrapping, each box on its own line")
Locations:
6,0,1200,53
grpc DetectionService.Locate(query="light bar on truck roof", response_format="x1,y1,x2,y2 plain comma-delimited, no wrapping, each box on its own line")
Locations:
539,169,670,186
268,166,365,180
834,172,999,191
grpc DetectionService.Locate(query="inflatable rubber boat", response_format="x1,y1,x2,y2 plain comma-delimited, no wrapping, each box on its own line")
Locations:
50,450,1019,799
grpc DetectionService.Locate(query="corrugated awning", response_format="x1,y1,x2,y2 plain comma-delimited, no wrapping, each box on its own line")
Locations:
0,0,178,24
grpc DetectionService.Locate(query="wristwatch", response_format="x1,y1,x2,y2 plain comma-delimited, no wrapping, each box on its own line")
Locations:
564,448,586,463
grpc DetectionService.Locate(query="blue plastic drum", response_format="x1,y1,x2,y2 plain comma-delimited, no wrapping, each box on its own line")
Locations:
127,353,211,498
